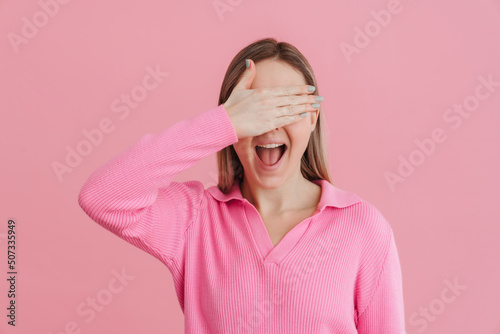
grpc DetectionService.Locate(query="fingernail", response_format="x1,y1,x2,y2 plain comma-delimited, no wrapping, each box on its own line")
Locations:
300,112,307,117
245,59,250,68
307,86,316,92
312,103,320,108
315,96,323,102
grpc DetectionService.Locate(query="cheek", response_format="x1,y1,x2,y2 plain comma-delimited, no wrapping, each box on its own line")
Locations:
233,140,253,162
286,124,311,152
286,117,310,133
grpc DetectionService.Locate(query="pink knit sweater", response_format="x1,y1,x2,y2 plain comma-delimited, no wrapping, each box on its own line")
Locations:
78,104,406,333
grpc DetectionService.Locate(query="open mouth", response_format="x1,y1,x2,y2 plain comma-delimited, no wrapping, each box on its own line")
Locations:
255,144,287,166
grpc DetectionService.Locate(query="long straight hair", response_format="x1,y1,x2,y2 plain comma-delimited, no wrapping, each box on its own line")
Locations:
216,37,333,193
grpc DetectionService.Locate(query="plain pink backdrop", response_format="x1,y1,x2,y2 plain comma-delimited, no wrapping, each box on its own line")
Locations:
1,0,499,333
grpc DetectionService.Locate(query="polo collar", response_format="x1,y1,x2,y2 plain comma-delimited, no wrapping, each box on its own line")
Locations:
206,179,362,209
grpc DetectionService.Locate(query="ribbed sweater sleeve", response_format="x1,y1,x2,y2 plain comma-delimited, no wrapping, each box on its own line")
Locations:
355,213,406,332
77,104,239,268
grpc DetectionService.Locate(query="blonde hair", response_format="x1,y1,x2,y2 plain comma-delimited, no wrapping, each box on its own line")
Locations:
216,37,333,193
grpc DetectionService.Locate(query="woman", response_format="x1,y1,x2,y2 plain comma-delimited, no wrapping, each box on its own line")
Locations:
78,38,405,333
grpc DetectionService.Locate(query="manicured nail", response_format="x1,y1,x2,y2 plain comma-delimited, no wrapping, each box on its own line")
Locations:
245,59,250,68
312,103,320,108
315,96,323,102
300,112,307,117
307,86,316,92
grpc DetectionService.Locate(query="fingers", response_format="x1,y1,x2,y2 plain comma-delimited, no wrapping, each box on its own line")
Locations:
233,59,256,91
274,93,322,108
266,85,322,112
258,84,322,128
276,102,320,118
273,111,316,128
269,85,316,97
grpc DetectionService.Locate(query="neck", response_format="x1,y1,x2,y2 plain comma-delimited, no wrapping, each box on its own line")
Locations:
240,171,316,216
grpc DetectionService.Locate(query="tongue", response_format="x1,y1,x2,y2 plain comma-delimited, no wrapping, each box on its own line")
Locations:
256,147,283,166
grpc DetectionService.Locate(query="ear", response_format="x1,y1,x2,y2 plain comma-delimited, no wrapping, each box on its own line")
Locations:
310,109,319,132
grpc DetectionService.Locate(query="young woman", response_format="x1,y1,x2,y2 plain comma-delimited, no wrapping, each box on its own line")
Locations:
78,38,405,333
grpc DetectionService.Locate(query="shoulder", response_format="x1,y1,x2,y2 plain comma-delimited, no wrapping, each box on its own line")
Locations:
321,181,393,246
158,179,206,199
350,198,392,236
340,196,394,257
157,180,208,217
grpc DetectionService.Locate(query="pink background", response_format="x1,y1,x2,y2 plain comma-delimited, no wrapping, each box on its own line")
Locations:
1,0,499,333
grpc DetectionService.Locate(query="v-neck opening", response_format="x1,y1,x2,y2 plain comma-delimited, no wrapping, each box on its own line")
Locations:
243,203,319,264
239,180,325,265
206,178,364,265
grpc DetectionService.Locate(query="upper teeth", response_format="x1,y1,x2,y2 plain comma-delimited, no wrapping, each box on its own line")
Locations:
256,143,284,148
